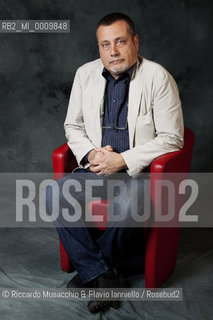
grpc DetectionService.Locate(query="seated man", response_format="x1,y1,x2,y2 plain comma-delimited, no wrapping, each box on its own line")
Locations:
46,12,184,314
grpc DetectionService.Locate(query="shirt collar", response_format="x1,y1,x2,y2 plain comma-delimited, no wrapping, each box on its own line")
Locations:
102,62,137,81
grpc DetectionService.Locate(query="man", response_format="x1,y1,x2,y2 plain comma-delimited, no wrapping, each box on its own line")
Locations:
47,12,184,313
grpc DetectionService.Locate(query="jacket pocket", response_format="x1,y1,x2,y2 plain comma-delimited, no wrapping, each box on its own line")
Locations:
134,111,155,144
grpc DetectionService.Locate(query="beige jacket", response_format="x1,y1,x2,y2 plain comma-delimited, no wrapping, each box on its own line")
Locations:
64,56,184,177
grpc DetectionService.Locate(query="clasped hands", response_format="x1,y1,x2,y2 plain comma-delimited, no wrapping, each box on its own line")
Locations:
88,145,127,176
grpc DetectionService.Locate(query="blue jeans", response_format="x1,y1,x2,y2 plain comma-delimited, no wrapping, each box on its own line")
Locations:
46,169,146,283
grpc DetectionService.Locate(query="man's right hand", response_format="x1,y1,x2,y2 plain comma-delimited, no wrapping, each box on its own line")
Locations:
88,145,113,164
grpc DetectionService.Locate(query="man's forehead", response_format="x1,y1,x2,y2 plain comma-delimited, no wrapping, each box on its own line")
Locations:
97,20,130,40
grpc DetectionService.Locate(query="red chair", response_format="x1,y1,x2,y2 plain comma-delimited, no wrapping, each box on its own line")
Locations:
52,127,194,288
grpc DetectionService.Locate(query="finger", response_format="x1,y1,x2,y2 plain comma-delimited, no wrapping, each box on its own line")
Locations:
94,148,104,152
95,147,113,152
90,165,102,173
89,165,97,172
95,148,108,154
90,166,103,175
90,160,101,166
96,171,105,176
89,165,95,172
104,145,113,150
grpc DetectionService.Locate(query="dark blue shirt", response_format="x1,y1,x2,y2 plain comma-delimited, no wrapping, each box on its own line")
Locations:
101,64,135,153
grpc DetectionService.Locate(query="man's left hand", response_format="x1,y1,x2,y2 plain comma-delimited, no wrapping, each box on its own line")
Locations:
90,148,127,176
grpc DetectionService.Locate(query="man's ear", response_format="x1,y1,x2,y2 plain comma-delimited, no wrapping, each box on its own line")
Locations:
134,34,139,51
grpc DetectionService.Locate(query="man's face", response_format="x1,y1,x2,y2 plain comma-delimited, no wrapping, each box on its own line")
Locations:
96,20,139,78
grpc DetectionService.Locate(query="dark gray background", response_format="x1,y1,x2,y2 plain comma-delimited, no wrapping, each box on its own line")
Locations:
0,0,212,172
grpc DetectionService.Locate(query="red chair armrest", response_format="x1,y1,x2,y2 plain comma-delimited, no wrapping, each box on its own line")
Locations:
52,143,78,180
151,128,194,174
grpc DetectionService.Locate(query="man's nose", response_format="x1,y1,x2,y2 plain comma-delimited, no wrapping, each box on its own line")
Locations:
110,42,119,56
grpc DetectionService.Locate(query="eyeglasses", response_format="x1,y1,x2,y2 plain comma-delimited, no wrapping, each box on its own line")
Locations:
101,105,128,130
101,121,128,130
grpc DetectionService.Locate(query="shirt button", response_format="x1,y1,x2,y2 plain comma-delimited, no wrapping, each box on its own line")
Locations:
113,99,116,103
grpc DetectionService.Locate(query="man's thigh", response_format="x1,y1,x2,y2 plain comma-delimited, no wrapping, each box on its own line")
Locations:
55,168,109,200
49,169,149,228
106,174,149,228
48,169,108,227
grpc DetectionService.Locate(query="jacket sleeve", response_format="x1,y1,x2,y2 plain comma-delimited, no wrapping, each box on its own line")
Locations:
121,69,184,177
64,68,96,167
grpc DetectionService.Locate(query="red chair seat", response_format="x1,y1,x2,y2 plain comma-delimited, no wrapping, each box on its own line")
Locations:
53,127,194,288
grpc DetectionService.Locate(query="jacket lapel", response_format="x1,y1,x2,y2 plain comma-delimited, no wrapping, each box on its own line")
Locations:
91,62,106,147
128,58,144,148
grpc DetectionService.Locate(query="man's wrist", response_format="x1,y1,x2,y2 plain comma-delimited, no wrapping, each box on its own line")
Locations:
87,149,95,163
81,149,94,165
119,154,128,170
